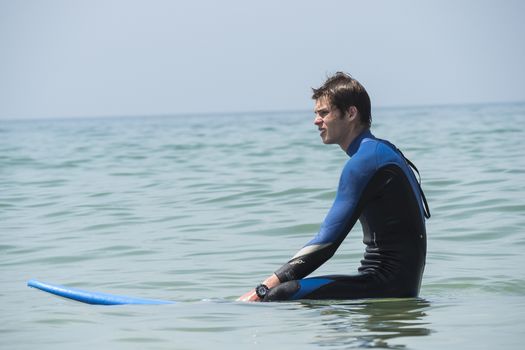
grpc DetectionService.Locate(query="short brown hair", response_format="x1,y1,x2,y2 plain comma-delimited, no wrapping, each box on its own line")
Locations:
312,72,371,127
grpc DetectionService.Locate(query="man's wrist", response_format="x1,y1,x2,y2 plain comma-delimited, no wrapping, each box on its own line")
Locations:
255,284,270,299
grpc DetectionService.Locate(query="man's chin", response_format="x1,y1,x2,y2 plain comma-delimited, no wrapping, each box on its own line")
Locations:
321,137,333,145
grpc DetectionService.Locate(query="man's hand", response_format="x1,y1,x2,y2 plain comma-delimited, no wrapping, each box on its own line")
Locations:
237,289,261,302
237,274,281,302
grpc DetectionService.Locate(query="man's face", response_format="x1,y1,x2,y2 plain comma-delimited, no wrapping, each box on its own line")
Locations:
314,97,351,146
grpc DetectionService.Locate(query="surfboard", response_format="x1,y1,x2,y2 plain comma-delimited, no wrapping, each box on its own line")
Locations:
27,279,175,305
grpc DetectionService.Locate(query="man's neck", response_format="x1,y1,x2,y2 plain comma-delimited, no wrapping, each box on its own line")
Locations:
339,124,368,152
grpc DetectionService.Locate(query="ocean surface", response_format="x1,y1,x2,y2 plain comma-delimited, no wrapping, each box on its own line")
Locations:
1,103,524,349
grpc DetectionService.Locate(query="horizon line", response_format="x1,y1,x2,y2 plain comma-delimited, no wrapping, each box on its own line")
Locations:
1,99,524,122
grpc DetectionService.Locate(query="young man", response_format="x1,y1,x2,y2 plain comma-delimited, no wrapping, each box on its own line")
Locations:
238,72,430,302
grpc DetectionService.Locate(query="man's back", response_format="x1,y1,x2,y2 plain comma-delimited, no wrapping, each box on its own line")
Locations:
353,132,427,297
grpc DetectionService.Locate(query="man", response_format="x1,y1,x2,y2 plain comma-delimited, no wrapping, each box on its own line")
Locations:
238,72,430,302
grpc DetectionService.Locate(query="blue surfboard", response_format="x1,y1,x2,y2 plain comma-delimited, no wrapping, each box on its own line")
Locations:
27,280,175,305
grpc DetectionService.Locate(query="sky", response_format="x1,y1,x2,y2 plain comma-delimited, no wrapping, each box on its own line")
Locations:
1,0,524,119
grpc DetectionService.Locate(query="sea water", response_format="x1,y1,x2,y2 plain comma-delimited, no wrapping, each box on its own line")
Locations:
1,103,524,349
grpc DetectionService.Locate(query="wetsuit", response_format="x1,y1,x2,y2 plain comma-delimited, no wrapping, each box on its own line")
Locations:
266,129,430,301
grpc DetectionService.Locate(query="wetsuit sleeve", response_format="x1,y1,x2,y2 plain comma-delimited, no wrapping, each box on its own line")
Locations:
274,143,379,282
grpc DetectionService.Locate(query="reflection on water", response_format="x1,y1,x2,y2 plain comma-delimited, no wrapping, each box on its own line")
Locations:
301,298,432,349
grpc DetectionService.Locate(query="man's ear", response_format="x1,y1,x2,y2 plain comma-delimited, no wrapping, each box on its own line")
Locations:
346,106,358,120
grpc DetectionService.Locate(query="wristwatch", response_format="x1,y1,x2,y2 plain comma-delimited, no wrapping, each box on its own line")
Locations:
255,284,270,299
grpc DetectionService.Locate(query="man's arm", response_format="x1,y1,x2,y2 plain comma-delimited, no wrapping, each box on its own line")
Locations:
237,167,362,301
271,146,380,284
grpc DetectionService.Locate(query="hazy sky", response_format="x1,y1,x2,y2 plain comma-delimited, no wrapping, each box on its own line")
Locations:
1,0,524,119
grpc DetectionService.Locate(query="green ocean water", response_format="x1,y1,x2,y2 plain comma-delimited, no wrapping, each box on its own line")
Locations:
1,103,525,349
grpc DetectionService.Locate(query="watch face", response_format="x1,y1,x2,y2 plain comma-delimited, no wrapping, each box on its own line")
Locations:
256,285,268,298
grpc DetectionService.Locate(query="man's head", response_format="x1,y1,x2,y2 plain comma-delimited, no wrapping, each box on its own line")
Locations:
312,72,371,128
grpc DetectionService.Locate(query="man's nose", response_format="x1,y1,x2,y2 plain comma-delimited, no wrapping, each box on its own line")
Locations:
314,116,323,125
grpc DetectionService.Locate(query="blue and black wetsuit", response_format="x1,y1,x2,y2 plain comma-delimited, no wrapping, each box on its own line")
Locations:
266,129,430,301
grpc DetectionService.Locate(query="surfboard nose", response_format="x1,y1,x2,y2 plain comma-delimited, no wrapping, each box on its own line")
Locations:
27,279,175,305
